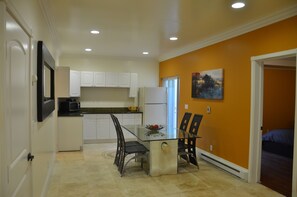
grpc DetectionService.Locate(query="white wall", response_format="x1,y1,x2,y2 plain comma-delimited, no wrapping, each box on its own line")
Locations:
59,55,159,107
2,0,58,196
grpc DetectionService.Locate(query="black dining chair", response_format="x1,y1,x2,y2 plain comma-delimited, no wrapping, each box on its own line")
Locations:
110,114,141,167
110,114,149,176
178,114,203,169
178,112,192,161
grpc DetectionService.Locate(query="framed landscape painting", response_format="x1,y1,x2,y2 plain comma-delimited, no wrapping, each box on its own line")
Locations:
191,68,224,99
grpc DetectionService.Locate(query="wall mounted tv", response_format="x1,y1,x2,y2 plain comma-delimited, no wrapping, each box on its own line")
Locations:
37,41,55,122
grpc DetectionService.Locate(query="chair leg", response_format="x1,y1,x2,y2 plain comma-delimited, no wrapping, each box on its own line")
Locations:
179,154,189,164
119,154,126,176
189,153,199,169
118,150,125,174
121,153,147,176
114,145,120,166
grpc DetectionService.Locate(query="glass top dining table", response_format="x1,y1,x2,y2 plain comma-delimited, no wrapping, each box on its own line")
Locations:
121,125,201,142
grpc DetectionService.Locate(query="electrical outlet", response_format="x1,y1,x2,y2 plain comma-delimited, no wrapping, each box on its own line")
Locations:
210,145,213,151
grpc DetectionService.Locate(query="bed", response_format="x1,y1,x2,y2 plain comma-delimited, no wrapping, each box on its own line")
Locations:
262,128,294,158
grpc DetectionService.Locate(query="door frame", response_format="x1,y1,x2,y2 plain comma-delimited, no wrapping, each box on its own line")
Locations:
0,1,33,196
248,48,297,196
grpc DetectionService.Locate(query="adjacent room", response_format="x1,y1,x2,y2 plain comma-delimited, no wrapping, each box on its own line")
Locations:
261,58,296,197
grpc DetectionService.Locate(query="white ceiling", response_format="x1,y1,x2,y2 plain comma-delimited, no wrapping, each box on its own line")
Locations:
47,0,297,60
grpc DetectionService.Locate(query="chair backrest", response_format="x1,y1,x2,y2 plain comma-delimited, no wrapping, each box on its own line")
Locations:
110,114,120,139
111,114,126,147
179,112,192,131
188,114,203,135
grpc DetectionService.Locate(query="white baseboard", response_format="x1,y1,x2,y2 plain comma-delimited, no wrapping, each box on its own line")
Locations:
197,148,248,181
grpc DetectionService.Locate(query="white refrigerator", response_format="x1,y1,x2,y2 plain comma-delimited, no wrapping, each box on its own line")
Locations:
138,87,167,125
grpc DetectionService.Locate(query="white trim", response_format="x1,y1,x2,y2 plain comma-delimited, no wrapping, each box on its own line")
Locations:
294,64,297,197
264,59,296,67
197,148,248,181
37,0,59,55
5,0,32,37
0,3,6,197
248,60,264,183
251,49,297,61
159,4,297,61
249,49,297,196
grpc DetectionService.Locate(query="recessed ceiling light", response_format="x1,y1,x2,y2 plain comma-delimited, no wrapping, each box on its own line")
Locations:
170,37,178,41
142,52,149,55
85,48,92,52
231,1,245,9
90,30,100,34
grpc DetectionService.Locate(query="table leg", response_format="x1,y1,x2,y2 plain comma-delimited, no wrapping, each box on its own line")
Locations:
149,140,178,176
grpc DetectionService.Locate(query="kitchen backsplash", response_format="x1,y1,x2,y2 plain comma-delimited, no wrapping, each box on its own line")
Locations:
80,87,137,108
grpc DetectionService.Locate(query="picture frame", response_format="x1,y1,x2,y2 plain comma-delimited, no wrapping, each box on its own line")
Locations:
37,41,55,122
192,68,224,99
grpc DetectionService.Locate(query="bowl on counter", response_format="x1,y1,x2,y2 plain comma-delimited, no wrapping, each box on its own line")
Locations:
145,124,164,131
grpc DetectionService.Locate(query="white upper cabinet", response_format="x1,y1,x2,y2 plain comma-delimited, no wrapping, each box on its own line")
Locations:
70,70,81,97
118,73,131,87
105,72,119,87
81,71,94,87
129,73,138,97
56,67,81,97
79,71,138,97
93,72,106,87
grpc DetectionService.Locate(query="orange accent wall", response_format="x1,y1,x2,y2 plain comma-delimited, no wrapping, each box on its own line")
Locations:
263,67,295,134
159,16,297,168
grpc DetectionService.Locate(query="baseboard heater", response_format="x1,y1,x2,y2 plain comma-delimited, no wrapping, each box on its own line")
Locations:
197,148,248,181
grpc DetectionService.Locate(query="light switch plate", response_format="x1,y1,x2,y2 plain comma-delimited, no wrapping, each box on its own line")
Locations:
185,104,188,109
207,106,211,113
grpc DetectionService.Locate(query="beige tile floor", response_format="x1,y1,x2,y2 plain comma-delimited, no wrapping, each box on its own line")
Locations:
46,143,284,197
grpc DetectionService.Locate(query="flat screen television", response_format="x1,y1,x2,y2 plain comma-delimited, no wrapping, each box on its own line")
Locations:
37,41,55,122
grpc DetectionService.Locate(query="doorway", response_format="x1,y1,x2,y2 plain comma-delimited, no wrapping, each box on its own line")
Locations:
163,77,179,129
249,49,297,196
260,62,296,197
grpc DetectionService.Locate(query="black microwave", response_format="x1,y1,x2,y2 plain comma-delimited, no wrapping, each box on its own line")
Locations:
59,101,80,112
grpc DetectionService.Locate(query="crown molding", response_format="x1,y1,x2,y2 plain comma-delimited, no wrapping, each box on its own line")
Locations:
5,0,32,37
38,0,60,55
159,4,297,62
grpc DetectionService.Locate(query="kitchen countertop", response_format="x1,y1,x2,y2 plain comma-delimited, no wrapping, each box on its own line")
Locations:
58,107,142,117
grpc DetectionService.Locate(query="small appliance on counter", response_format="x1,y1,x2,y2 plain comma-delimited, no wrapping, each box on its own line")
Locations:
59,98,80,113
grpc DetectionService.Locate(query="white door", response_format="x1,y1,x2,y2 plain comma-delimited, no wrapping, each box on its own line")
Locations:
163,77,179,129
4,12,32,196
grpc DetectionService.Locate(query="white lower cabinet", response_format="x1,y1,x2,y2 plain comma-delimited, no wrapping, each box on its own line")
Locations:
83,115,97,140
58,116,83,151
96,114,110,139
83,113,141,142
109,114,122,139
